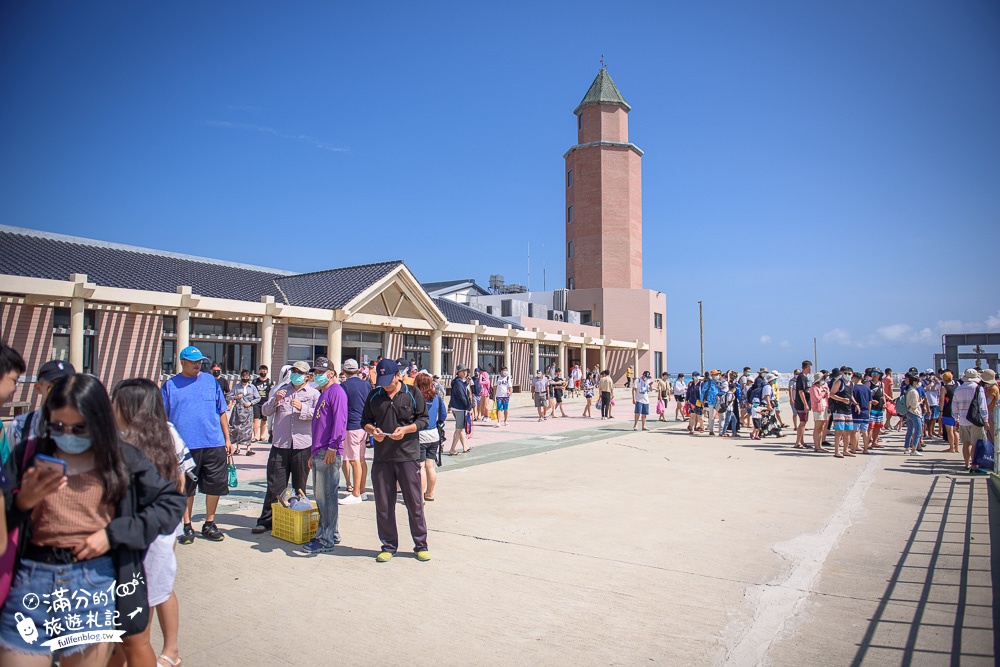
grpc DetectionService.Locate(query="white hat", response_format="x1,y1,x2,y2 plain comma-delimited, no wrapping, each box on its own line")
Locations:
962,368,981,383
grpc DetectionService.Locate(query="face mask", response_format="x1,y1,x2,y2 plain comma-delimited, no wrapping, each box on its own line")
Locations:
212,370,221,377
314,374,330,388
290,373,305,386
259,372,266,377
241,377,251,384
502,371,508,377
52,432,92,454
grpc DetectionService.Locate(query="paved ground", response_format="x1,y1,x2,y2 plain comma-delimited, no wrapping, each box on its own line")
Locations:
168,396,998,666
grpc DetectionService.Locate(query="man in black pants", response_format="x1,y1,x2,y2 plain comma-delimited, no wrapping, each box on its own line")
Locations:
362,358,430,563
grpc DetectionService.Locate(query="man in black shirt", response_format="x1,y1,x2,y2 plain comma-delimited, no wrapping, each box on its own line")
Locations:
794,360,812,447
362,358,430,563
251,364,274,447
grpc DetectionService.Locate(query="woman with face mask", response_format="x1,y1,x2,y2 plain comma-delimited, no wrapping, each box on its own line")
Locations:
0,374,185,666
227,370,261,456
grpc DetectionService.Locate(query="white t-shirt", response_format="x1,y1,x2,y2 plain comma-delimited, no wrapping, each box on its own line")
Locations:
634,378,651,405
494,375,513,398
532,377,549,394
673,380,687,395
571,367,582,381
762,384,775,405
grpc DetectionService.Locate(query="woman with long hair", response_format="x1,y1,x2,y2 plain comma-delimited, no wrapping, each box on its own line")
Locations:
415,373,446,502
111,378,186,667
0,374,184,667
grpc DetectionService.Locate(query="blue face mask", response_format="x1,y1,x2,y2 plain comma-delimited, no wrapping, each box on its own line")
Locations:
290,373,305,386
52,432,93,455
314,373,329,388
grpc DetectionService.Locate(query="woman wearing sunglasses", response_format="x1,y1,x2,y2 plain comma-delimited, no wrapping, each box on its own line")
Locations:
0,374,185,666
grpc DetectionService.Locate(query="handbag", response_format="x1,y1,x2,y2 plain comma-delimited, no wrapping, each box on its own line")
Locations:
966,385,986,428
655,399,665,415
227,454,238,488
0,437,38,605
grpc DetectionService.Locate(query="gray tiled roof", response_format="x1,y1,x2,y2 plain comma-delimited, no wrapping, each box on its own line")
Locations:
574,68,631,115
422,279,490,297
274,262,403,309
432,297,523,330
0,226,402,310
0,226,284,301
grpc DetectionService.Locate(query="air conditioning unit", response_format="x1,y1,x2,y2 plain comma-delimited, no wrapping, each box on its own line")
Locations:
552,311,565,322
592,321,601,327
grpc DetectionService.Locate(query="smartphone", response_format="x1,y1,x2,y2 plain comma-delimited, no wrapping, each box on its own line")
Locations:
34,454,67,477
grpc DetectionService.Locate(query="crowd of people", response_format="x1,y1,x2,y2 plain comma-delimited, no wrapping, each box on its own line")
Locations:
1,338,998,664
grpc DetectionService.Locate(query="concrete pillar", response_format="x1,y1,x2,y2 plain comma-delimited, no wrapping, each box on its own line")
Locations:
261,314,273,372
69,297,85,372
557,331,566,373
532,332,540,375
175,307,190,372
634,339,641,378
503,326,513,372
430,328,443,376
470,320,479,371
327,319,343,366
600,342,607,371
581,335,588,373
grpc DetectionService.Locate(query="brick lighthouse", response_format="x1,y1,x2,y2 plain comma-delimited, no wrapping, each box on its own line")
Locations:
565,67,668,378
564,67,643,291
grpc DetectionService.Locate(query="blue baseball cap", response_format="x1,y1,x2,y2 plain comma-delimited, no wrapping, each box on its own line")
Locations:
374,358,400,386
179,346,209,362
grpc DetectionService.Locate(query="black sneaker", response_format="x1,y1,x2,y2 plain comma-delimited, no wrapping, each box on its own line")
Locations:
177,523,195,545
201,522,225,542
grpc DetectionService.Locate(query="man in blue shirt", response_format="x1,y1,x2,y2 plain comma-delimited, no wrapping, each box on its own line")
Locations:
162,346,233,544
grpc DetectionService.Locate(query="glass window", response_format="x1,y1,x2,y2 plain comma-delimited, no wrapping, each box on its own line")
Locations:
579,310,592,325
568,241,573,258
162,340,176,374
162,316,176,334
654,313,663,329
362,331,382,343
567,169,573,187
577,114,582,130
52,308,95,329
52,335,69,362
501,300,512,317
225,321,259,337
654,352,663,378
567,206,573,223
568,277,574,290
289,326,319,340
403,335,430,349
287,345,313,363
192,319,224,336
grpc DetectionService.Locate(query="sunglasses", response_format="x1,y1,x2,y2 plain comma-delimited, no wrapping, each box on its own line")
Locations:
49,421,89,436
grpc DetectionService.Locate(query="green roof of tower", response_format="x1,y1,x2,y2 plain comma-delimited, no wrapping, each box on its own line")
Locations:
574,68,631,115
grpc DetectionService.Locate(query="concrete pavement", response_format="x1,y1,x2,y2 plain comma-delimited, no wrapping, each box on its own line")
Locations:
169,398,997,666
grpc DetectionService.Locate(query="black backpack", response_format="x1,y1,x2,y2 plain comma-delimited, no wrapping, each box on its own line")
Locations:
966,385,985,428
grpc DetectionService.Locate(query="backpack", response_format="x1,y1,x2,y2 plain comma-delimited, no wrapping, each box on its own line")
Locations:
894,388,909,416
747,384,763,404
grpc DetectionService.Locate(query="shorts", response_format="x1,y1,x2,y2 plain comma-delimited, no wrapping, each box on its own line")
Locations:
674,394,685,404
942,416,956,427
635,403,650,416
853,417,870,431
186,446,229,497
533,393,547,408
959,424,985,446
344,429,367,461
146,526,181,606
752,418,762,429
0,555,116,656
831,413,854,431
495,397,509,411
796,411,809,422
452,410,467,430
252,404,264,420
420,440,440,462
693,406,703,415
554,392,564,404
869,410,885,426
925,406,941,420
812,411,829,422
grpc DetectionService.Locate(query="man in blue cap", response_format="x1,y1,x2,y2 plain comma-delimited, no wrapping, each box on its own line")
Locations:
162,345,233,544
361,358,431,562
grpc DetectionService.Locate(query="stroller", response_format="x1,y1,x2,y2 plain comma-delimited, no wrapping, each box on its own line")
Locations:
759,410,783,438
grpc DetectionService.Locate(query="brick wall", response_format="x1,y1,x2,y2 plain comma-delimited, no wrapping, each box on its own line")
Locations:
0,303,53,415
95,311,163,390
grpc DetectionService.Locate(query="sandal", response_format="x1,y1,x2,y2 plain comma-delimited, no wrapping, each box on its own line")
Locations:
245,449,255,456
233,446,241,456
424,495,435,501
158,656,182,667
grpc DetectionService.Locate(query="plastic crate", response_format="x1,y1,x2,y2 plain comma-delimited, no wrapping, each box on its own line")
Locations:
270,501,318,544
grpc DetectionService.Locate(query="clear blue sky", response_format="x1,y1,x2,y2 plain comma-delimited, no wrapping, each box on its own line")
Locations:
2,1,998,373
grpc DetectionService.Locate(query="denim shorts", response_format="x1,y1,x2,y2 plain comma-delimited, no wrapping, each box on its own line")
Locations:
0,555,116,656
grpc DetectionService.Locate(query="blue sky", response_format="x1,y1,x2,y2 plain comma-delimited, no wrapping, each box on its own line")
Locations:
1,1,998,373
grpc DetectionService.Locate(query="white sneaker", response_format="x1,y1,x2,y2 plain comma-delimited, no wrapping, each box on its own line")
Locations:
339,494,363,505
913,450,923,456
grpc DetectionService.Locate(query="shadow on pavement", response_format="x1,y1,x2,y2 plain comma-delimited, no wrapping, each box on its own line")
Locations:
213,512,382,558
850,475,995,665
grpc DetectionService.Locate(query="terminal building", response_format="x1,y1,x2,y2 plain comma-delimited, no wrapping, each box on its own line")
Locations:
0,67,664,415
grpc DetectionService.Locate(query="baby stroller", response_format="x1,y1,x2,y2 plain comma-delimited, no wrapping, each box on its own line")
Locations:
759,411,783,438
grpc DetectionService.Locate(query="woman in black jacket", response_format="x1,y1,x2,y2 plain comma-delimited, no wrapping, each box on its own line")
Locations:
0,374,184,666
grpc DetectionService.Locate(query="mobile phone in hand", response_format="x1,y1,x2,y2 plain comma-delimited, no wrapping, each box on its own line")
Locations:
34,454,67,477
